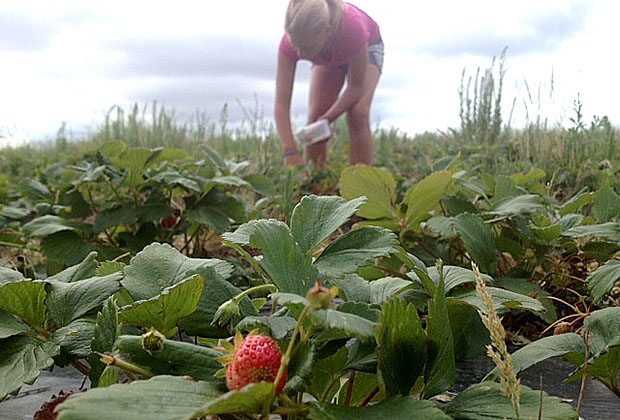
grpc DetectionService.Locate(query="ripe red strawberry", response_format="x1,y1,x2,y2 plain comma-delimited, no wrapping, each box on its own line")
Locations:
225,333,287,394
160,215,177,229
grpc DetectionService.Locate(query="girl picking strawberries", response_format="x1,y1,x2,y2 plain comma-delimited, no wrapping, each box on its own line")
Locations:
275,0,383,166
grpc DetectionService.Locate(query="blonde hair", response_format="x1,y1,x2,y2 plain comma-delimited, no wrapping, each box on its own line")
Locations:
285,0,344,47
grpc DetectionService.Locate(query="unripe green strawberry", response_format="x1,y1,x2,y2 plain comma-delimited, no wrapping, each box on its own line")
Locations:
141,327,165,354
225,333,286,394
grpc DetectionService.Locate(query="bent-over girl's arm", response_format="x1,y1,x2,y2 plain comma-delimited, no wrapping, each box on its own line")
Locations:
318,44,368,123
274,50,304,164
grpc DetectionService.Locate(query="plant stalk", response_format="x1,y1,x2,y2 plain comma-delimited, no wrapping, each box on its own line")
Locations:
263,304,312,418
97,352,153,379
234,284,278,303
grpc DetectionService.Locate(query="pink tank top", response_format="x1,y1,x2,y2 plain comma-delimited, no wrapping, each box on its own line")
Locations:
279,2,381,67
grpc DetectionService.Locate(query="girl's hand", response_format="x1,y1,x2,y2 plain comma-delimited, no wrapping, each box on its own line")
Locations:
284,150,305,166
317,116,334,138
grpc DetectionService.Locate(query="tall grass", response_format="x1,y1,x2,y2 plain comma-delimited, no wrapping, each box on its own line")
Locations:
457,48,508,151
90,102,210,149
448,48,620,193
1,54,619,195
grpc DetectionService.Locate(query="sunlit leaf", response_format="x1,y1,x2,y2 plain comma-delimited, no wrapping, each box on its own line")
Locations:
340,165,399,220
0,280,47,328
403,171,453,230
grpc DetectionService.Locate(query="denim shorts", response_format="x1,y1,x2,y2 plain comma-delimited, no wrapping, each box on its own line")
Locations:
367,38,384,73
315,37,385,74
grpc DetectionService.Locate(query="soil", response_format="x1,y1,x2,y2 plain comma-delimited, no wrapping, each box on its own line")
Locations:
452,354,620,420
0,368,86,420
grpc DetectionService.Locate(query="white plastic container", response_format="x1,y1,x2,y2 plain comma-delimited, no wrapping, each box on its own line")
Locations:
296,120,331,145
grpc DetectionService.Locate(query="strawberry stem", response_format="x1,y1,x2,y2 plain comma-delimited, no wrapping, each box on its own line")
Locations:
97,352,153,379
233,284,278,304
263,304,312,418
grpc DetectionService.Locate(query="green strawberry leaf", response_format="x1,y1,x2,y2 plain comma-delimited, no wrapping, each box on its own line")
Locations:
307,346,348,401
451,286,545,316
583,307,620,357
403,171,453,231
376,298,427,396
426,265,493,294
41,231,96,266
46,273,122,327
444,382,578,420
52,318,97,360
94,206,138,232
122,242,233,301
235,315,297,341
22,215,88,237
96,261,126,277
0,280,47,328
0,336,59,402
560,188,593,215
0,308,32,339
333,275,412,304
178,267,257,338
290,195,366,254
244,173,277,196
562,222,620,238
310,309,376,342
447,299,490,360
309,396,451,420
340,165,400,220
118,275,203,337
47,252,99,283
0,267,27,285
224,219,317,295
592,186,620,223
423,268,455,399
586,259,620,304
284,341,317,393
452,213,498,273
89,297,120,387
203,382,274,415
484,333,585,382
114,335,224,382
314,227,399,279
488,194,544,216
56,376,222,420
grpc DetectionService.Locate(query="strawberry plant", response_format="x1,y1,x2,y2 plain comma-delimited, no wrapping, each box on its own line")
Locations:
0,194,578,419
2,142,276,276
340,165,620,323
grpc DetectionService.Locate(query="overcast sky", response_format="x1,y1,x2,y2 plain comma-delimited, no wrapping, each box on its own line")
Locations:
0,1,617,146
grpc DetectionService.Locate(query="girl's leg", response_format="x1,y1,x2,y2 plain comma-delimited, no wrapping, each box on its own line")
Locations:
346,64,381,165
306,65,346,166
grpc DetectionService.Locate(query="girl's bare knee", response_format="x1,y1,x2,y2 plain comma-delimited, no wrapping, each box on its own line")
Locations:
347,105,370,130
